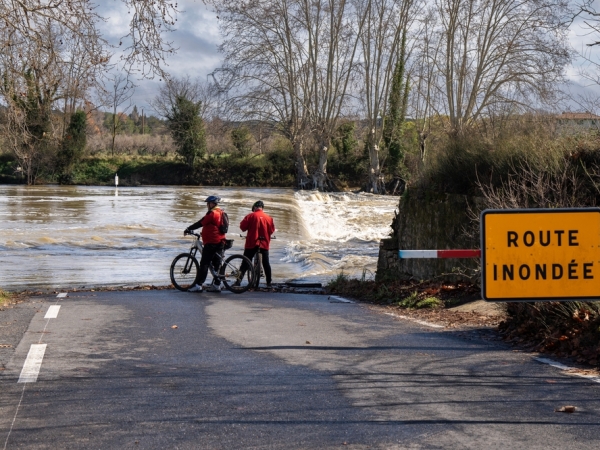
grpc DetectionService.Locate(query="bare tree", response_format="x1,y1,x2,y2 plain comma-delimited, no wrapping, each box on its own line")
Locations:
299,0,367,190
578,1,600,47
59,33,109,138
210,0,311,187
570,1,600,105
211,0,368,190
99,73,136,156
428,0,571,135
355,0,419,194
0,21,69,184
152,76,216,121
0,0,183,184
410,10,442,164
0,0,179,79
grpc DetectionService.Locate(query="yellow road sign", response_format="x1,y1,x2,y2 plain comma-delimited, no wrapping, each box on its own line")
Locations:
481,208,600,301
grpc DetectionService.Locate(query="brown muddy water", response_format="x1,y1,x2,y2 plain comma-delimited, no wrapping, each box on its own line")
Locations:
0,185,399,290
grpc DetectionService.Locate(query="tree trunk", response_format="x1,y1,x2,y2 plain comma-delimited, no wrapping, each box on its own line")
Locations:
419,131,428,163
111,113,117,156
369,143,381,194
312,145,329,191
294,139,309,189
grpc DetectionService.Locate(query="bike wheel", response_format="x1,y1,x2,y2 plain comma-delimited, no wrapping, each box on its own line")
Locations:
252,253,263,288
220,255,254,294
170,253,200,291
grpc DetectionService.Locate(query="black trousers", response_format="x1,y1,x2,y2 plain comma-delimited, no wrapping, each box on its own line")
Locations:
197,242,224,285
242,247,272,284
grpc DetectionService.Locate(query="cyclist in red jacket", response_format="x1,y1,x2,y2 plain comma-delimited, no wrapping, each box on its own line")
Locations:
184,195,226,292
240,200,276,288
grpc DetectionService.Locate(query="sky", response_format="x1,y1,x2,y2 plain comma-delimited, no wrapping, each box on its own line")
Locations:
98,0,221,116
97,0,600,117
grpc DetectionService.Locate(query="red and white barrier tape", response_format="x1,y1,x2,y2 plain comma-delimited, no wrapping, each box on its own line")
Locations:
398,249,481,259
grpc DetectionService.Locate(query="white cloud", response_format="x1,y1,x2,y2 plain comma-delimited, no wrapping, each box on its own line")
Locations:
97,0,600,115
96,0,222,114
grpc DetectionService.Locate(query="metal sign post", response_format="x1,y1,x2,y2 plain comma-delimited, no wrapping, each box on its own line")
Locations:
481,208,600,302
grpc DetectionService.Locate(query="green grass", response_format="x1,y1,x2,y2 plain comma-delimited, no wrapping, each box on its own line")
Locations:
0,289,11,308
326,276,444,309
397,292,442,309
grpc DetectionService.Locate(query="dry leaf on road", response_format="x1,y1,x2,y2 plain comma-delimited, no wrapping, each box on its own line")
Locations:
555,406,576,413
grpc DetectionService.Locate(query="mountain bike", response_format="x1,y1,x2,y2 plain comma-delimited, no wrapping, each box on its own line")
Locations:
241,235,275,288
170,231,254,293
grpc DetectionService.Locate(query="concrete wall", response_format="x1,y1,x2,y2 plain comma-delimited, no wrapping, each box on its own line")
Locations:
377,190,481,282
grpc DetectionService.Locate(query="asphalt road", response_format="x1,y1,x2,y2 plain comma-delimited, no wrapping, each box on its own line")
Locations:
1,290,599,449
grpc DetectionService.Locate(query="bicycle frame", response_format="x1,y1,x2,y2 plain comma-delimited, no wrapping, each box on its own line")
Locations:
172,231,254,293
186,232,227,280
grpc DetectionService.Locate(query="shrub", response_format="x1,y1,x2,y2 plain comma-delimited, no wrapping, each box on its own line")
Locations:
500,301,600,367
166,96,207,167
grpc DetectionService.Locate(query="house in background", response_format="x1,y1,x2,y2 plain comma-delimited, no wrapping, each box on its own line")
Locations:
556,111,600,134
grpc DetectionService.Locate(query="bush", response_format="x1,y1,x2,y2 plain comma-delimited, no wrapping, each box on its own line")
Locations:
412,115,582,196
193,151,294,187
325,276,463,309
87,134,176,156
500,301,600,367
0,289,11,307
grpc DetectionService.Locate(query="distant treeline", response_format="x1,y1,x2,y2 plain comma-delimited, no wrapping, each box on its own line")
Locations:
2,108,600,195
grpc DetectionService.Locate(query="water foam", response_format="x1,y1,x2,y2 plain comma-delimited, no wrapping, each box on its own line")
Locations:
293,191,396,242
284,191,398,281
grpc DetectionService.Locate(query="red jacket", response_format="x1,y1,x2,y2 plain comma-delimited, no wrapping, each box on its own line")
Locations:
188,207,226,245
240,209,275,250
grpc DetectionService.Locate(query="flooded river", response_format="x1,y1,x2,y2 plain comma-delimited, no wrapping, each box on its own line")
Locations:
0,185,399,291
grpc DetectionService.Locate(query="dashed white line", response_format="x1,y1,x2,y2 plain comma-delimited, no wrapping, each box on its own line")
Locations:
18,344,47,383
5,294,65,448
44,305,61,319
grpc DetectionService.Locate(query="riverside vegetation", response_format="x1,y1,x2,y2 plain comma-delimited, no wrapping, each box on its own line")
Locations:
325,116,600,369
0,107,369,190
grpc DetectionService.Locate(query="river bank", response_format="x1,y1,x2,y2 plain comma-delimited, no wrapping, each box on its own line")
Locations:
0,151,371,191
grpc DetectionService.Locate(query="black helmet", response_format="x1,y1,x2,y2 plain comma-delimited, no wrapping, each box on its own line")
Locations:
205,195,221,204
252,200,264,211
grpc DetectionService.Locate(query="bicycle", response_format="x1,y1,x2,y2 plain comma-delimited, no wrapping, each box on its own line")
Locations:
170,231,254,293
241,235,275,288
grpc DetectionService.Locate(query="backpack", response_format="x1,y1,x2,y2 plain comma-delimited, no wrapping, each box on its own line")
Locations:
219,210,229,234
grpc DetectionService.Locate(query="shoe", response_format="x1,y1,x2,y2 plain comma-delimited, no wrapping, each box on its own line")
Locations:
202,283,222,292
266,283,273,289
232,280,241,287
188,284,203,292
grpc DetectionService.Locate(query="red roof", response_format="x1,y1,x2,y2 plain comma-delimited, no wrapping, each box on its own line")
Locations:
558,112,600,120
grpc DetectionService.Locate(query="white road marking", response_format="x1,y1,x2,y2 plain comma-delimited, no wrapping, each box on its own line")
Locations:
534,357,600,383
56,293,67,298
534,357,570,371
386,317,600,384
44,305,61,319
329,296,354,303
384,312,445,328
18,344,47,383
